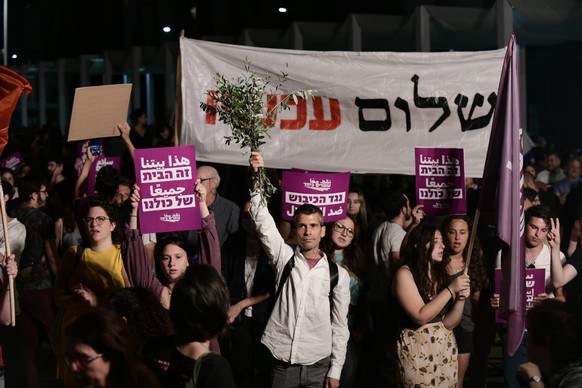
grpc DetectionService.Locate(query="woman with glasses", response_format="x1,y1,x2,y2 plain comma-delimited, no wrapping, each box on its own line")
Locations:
64,306,159,387
54,197,130,386
321,215,366,388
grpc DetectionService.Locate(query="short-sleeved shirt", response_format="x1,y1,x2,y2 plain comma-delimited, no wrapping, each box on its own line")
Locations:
144,340,236,388
13,207,56,290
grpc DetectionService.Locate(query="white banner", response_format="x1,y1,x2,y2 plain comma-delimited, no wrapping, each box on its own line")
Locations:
179,37,505,177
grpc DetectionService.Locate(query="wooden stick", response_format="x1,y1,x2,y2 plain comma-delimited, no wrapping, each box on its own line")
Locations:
464,209,481,275
0,184,15,326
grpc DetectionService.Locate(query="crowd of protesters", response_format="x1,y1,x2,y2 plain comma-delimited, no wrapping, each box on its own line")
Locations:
1,114,582,388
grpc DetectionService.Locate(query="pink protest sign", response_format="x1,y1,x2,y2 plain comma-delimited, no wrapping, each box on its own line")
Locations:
87,156,120,196
415,147,466,216
281,170,350,222
135,146,200,234
494,268,545,324
0,151,22,170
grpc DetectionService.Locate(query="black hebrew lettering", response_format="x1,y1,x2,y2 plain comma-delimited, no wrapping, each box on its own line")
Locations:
454,92,497,132
354,97,391,131
411,74,451,132
394,97,411,132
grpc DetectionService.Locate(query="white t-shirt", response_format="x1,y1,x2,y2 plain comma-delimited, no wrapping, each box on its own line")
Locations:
496,243,566,297
370,221,406,267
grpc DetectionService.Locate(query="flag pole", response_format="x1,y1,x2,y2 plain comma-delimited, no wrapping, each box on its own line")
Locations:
0,184,15,326
3,0,7,66
464,209,480,275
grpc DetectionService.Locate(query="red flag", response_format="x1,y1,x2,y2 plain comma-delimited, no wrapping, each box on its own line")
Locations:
477,33,525,356
0,66,32,156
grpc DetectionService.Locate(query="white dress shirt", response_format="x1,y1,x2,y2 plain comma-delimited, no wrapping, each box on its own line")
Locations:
250,192,350,380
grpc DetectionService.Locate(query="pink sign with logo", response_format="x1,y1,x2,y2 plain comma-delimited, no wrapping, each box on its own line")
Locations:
281,170,350,222
135,146,200,234
494,268,545,324
415,147,466,216
0,151,23,170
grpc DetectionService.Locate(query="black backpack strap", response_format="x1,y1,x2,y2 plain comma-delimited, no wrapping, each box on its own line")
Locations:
328,260,338,309
271,255,338,316
75,244,86,264
274,254,295,303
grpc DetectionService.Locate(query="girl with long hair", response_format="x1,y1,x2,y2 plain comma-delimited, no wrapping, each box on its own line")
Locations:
321,215,366,388
441,215,489,387
392,223,470,387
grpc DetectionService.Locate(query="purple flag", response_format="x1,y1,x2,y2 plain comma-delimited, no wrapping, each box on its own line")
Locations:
477,33,525,356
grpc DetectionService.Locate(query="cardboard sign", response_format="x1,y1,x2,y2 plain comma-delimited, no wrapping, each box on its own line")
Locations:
67,84,132,141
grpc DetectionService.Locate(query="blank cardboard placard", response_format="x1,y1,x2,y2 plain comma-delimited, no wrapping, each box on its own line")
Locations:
67,84,132,141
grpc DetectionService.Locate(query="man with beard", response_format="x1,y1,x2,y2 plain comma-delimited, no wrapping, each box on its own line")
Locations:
371,190,425,272
12,177,59,387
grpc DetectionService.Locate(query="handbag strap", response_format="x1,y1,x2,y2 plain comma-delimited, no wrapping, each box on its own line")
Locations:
191,351,215,387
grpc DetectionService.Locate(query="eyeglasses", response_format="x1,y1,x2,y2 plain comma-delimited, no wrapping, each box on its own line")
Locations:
83,216,110,226
64,353,103,369
199,177,213,183
333,222,354,237
38,190,48,194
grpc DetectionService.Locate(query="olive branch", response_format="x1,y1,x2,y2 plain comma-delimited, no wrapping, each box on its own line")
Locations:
200,61,314,205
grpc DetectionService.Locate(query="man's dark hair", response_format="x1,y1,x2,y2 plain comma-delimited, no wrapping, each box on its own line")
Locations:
95,165,120,202
130,108,146,124
170,265,230,344
525,204,552,225
382,190,408,220
1,180,14,201
293,203,324,225
118,175,134,188
17,177,43,201
524,188,538,203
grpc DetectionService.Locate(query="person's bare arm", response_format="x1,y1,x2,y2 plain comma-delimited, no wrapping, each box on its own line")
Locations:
227,292,270,324
549,218,578,288
567,220,581,257
74,148,95,199
393,267,469,326
0,254,16,325
118,122,136,161
195,179,210,219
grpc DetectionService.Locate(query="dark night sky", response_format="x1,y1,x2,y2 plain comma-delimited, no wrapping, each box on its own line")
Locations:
15,0,582,150
4,0,495,65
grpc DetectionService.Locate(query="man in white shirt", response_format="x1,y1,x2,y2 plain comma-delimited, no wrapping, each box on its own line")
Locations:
249,152,350,388
492,205,565,388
